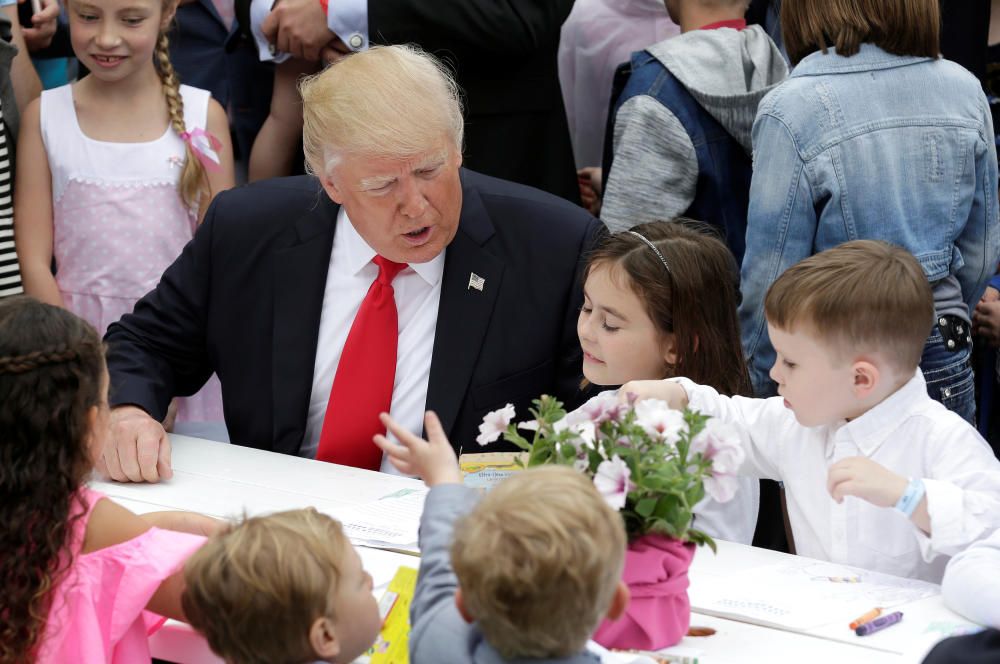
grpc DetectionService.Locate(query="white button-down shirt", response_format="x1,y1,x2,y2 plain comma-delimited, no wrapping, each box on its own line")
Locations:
301,208,444,474
942,528,1000,627
675,371,1000,582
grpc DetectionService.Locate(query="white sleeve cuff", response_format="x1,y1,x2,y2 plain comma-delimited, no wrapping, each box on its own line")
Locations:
327,0,368,50
250,0,290,62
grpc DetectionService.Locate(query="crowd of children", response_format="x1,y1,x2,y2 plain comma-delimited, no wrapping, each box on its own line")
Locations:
3,0,1000,661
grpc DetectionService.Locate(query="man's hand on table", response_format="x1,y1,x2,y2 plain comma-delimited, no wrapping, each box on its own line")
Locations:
97,405,173,483
374,411,462,487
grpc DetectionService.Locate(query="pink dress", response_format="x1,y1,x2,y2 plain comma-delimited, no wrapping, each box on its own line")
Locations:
40,84,223,424
37,488,206,663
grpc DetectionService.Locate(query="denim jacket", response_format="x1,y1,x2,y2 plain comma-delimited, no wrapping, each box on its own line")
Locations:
741,43,1000,394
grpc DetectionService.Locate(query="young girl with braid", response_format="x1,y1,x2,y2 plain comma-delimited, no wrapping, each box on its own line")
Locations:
13,0,234,427
0,297,216,662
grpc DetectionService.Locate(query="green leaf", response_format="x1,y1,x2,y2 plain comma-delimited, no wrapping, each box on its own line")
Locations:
634,497,657,518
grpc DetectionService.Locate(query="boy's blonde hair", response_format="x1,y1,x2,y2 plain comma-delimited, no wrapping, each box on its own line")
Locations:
451,466,626,659
300,44,464,178
764,240,934,372
182,509,349,664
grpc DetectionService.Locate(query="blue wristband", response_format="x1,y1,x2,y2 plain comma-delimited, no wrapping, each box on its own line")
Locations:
894,478,926,518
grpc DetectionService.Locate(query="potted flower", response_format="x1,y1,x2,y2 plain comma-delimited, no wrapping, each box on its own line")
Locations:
475,391,744,650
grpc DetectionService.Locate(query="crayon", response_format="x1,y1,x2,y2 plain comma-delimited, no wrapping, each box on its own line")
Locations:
855,611,903,636
849,607,883,630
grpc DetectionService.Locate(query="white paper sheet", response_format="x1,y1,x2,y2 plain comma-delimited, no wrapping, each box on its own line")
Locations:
691,559,939,631
337,487,426,553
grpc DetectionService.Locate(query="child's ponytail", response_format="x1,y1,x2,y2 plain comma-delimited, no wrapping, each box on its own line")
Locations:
154,32,210,209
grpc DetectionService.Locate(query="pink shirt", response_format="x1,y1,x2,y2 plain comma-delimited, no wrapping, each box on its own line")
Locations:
37,488,206,663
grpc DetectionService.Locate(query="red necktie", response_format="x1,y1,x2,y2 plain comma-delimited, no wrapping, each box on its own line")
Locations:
316,256,407,468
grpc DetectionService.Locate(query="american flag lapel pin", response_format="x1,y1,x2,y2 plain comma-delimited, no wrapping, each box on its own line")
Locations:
468,272,485,292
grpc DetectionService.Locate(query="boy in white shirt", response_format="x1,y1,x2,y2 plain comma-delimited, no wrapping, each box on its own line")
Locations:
623,240,1000,582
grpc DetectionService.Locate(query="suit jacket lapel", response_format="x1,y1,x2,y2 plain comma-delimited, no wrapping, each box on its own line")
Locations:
427,175,504,444
271,193,339,454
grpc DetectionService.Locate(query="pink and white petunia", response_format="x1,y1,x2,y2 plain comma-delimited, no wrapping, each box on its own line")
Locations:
593,455,633,510
634,399,685,445
690,418,745,503
476,403,516,446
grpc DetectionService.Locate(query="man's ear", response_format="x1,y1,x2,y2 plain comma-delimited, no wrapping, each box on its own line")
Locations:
605,581,630,621
851,359,880,399
454,588,474,624
319,172,346,205
309,616,340,661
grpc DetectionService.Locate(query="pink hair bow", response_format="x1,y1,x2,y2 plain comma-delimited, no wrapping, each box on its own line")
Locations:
180,128,222,172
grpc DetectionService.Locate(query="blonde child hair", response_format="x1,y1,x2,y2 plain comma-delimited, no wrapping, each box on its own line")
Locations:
450,466,626,659
764,239,935,373
182,508,353,664
152,22,210,208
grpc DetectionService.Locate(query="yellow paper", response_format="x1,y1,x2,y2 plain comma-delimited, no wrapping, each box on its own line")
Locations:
459,452,528,491
368,566,419,664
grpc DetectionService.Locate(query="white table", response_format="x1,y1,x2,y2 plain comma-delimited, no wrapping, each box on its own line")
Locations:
92,435,979,664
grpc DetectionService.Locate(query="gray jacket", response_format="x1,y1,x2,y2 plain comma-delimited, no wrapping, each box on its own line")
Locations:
410,484,603,664
601,25,787,232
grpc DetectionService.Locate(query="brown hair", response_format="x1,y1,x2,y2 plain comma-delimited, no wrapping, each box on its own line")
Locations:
765,240,934,371
182,509,350,664
0,297,106,663
781,0,940,65
451,466,626,659
585,220,752,397
154,30,210,208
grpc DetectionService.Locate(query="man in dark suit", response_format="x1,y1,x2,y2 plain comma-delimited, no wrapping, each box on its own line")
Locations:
100,44,601,482
258,0,580,204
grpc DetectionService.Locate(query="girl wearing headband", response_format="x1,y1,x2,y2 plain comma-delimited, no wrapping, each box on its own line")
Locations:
578,219,759,542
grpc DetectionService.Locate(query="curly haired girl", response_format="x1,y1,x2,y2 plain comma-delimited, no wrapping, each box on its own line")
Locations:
0,297,215,663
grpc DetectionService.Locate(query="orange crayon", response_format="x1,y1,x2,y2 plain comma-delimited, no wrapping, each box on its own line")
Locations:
849,607,883,630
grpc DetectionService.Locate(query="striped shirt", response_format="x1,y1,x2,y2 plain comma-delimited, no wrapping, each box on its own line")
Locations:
0,97,20,298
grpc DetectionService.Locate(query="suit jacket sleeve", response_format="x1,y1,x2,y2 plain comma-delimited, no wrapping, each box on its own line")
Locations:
368,0,573,60
104,192,225,420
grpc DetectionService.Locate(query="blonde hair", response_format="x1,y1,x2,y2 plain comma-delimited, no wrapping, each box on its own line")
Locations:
182,509,350,664
299,44,464,177
764,240,934,372
154,31,210,208
451,466,626,659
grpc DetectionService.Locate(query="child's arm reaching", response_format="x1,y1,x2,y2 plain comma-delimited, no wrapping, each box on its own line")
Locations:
827,458,929,534
13,98,63,306
84,497,208,622
374,411,462,486
374,413,480,657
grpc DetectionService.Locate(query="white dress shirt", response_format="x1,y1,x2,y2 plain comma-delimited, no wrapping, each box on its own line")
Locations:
674,371,1000,582
942,528,1000,627
301,208,443,474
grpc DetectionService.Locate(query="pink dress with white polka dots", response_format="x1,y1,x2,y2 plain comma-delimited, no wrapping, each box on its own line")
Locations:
40,83,223,425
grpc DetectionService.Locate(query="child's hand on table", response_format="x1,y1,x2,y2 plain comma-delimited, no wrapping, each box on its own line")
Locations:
374,411,462,487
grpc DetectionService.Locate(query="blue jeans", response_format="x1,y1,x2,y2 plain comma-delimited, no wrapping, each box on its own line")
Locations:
921,330,976,425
